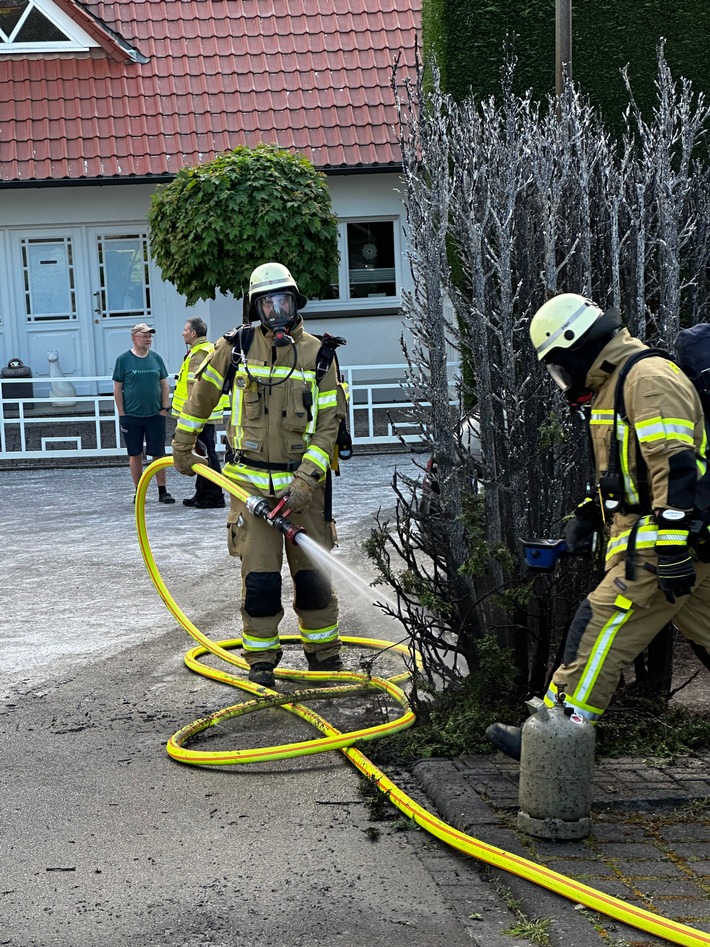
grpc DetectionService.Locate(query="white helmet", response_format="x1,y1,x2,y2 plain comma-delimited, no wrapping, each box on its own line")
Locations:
529,293,604,362
530,293,623,400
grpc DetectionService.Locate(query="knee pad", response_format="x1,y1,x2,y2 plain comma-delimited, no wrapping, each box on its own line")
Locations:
244,572,282,617
294,569,332,611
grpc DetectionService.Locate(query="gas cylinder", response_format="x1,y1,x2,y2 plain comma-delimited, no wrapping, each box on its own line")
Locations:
517,700,595,840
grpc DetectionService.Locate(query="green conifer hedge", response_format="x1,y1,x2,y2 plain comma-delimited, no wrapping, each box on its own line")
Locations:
424,0,709,123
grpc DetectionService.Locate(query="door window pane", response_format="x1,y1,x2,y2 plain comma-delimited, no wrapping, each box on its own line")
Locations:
97,234,151,318
22,237,76,322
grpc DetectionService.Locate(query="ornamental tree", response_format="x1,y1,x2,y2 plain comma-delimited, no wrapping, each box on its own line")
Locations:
147,144,339,307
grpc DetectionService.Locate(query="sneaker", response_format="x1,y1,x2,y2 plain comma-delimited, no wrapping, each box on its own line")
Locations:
159,492,176,504
248,663,275,686
183,496,198,507
485,722,522,762
305,653,343,672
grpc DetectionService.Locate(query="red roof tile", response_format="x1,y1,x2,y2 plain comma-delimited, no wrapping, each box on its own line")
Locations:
0,0,420,184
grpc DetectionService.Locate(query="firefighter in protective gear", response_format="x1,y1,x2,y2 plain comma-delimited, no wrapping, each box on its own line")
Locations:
172,317,228,508
172,263,347,687
487,292,710,761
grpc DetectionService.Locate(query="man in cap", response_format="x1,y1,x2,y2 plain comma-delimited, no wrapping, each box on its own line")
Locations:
113,323,175,503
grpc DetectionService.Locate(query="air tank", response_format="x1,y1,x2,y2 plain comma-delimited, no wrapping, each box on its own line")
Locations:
517,700,595,840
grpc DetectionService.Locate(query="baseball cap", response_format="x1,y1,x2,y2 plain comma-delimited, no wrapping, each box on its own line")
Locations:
131,323,156,336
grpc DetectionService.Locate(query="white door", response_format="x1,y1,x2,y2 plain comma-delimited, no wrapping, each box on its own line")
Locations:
89,229,153,376
8,227,156,384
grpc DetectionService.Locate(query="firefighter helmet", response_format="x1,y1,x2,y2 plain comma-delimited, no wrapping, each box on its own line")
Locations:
248,262,307,327
529,294,604,362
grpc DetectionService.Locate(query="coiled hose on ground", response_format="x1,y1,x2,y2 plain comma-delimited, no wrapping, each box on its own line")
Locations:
135,457,710,947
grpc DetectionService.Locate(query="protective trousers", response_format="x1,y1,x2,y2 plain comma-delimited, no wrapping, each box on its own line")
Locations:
194,423,224,503
226,484,340,668
545,557,710,720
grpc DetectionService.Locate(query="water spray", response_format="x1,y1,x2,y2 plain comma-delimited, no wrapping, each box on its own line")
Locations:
245,495,305,545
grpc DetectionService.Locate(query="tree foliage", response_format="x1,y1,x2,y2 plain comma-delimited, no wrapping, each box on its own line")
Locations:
147,144,339,305
371,45,710,706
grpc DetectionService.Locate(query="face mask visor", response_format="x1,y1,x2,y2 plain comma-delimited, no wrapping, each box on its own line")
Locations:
256,293,296,331
545,362,575,392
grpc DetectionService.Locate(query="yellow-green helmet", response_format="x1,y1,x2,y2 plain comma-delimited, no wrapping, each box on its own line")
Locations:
248,262,307,317
530,293,604,362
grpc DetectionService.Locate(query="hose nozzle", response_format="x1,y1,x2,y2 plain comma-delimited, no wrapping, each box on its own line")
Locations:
245,495,305,545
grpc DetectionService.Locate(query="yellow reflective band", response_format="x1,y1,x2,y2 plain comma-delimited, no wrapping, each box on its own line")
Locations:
617,419,640,505
317,390,338,410
303,445,330,474
636,415,695,446
573,604,633,707
590,409,614,426
238,365,317,382
656,528,690,545
223,463,271,490
300,623,339,644
201,364,225,392
177,414,207,433
604,521,657,562
242,632,281,652
543,680,601,720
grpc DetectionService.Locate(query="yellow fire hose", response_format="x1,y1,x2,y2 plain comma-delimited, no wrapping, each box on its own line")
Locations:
136,456,710,947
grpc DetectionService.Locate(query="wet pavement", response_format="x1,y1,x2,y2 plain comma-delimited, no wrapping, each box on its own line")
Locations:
3,453,710,947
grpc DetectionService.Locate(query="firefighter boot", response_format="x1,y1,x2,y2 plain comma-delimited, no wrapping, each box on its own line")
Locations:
485,722,522,762
305,653,343,672
248,663,276,687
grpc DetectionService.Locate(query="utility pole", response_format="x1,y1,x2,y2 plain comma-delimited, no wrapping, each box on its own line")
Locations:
556,0,572,97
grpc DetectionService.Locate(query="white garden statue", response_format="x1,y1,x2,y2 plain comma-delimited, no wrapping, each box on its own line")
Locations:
47,350,78,406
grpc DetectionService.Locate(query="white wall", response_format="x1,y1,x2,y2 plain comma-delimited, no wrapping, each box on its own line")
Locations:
0,174,412,380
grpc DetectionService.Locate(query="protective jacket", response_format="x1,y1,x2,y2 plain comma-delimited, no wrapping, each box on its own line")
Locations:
175,318,346,496
171,337,228,423
586,329,709,570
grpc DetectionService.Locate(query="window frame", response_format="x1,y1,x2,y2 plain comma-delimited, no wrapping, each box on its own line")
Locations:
307,216,402,316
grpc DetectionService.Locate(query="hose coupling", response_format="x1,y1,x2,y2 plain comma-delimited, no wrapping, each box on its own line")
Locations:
245,495,305,545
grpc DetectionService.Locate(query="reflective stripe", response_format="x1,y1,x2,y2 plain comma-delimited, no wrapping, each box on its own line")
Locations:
303,444,330,476
242,631,281,652
604,519,657,562
222,462,293,492
572,602,634,709
590,409,614,426
317,389,338,410
176,413,206,434
236,364,316,383
536,301,595,358
201,363,226,393
636,415,695,446
543,683,602,721
656,527,690,546
299,622,339,644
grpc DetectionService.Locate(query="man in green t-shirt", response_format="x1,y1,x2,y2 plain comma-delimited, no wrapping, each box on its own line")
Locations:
113,323,175,504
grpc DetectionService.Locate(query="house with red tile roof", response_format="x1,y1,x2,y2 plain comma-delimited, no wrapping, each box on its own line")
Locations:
0,0,420,386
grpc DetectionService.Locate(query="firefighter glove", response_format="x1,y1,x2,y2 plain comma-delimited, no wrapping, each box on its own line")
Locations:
171,431,200,477
278,469,319,514
563,507,599,556
655,509,696,603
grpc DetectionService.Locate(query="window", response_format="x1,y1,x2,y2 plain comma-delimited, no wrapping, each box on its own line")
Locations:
96,234,152,319
0,0,99,53
325,219,400,307
22,237,77,322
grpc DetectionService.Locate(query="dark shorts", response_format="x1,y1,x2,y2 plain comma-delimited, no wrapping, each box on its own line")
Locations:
120,414,166,458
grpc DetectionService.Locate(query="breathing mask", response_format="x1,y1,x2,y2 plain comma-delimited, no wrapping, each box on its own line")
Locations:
255,292,297,346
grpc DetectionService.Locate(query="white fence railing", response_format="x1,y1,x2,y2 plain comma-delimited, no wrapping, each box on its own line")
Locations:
0,366,454,462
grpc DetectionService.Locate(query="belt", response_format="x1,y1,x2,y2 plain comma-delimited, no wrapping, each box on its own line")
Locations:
232,454,300,472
